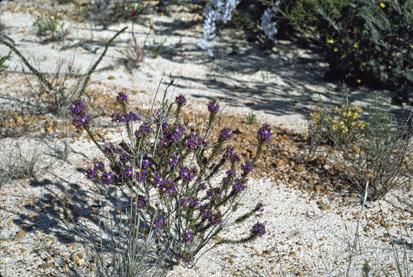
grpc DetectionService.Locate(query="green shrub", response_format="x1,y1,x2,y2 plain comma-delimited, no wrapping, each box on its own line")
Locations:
278,0,350,41
33,14,68,42
308,101,366,151
308,92,412,201
317,0,413,100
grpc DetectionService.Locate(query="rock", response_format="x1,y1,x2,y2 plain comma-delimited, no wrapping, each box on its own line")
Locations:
13,230,25,241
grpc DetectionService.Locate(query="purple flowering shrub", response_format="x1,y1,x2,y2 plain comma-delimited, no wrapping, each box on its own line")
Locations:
69,84,272,269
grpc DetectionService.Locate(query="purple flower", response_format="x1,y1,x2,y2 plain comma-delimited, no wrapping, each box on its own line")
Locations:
160,180,177,195
207,99,219,114
70,100,87,115
168,153,179,167
85,166,98,180
119,152,130,162
188,197,199,207
119,141,130,153
185,132,205,149
175,94,187,107
208,213,222,225
100,171,114,185
150,175,165,188
142,158,151,168
222,145,234,158
72,114,92,129
135,169,147,182
241,159,253,174
255,202,264,213
252,222,266,237
120,167,133,179
153,217,163,229
116,92,128,103
104,143,116,154
111,112,126,123
219,127,233,142
94,161,104,169
200,205,211,219
171,125,186,142
136,195,146,208
135,124,151,138
181,252,193,265
181,230,193,242
257,124,274,143
125,111,141,122
232,178,247,192
179,167,197,181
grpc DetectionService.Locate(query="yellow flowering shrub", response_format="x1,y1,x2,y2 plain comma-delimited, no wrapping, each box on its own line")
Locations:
309,104,366,148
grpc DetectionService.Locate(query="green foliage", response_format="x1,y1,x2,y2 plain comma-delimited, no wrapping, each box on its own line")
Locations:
278,0,350,40
0,142,42,186
148,38,166,59
0,27,126,115
246,111,257,124
308,92,412,201
317,0,413,96
33,14,67,41
350,92,411,200
0,52,10,73
308,101,366,151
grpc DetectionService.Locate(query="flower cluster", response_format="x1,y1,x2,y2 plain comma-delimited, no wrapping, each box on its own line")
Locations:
181,230,193,242
185,132,207,149
241,159,253,174
179,167,197,181
232,178,247,192
198,0,241,57
309,104,366,147
175,94,187,107
219,127,233,142
135,123,151,138
85,161,104,179
260,1,281,44
111,111,141,124
257,124,274,143
70,100,92,129
207,99,220,114
116,92,128,103
252,222,266,237
150,175,177,195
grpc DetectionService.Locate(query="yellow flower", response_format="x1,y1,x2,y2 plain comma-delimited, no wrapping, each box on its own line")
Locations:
328,39,335,44
357,79,361,83
352,106,362,113
353,43,358,48
380,3,385,8
334,47,338,52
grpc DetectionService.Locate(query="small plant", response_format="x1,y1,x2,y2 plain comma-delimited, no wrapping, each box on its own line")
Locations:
0,27,126,115
148,38,166,59
309,92,412,200
308,101,366,150
120,5,153,69
69,81,269,271
33,14,68,42
0,142,42,186
344,92,412,200
246,111,257,124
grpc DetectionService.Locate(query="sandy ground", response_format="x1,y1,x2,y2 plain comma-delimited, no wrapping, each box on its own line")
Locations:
0,1,412,276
